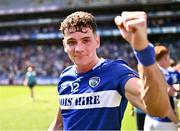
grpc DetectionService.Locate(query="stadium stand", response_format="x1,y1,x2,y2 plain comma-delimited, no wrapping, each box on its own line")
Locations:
0,0,179,85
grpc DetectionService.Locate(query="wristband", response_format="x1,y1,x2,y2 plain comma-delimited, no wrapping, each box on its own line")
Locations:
133,43,155,66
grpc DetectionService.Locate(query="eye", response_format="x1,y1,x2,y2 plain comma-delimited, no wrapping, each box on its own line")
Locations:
67,40,76,46
82,39,89,44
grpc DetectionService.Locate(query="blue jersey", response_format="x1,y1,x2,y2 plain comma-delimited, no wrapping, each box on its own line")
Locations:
26,71,36,86
58,58,138,130
168,67,180,84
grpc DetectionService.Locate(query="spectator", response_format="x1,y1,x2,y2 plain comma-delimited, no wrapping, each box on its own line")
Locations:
23,65,37,100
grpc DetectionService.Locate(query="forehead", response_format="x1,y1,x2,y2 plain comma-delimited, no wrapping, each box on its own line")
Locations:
63,27,95,40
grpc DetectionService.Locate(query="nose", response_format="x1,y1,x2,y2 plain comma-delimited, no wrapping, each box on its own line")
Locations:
75,43,84,53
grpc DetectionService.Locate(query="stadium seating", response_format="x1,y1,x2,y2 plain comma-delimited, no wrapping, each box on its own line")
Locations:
0,0,179,85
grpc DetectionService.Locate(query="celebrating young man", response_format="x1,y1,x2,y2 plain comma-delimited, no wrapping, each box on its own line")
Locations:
48,11,178,130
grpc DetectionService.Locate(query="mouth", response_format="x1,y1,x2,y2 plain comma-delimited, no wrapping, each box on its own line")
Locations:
74,54,87,57
74,55,88,60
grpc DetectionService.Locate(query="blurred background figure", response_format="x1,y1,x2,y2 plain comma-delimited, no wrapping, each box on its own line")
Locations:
168,59,180,91
144,44,180,130
168,59,180,121
131,106,146,131
8,72,14,85
23,65,37,100
131,64,146,131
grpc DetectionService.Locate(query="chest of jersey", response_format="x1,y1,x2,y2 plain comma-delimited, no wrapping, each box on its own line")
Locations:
57,60,137,130
59,68,121,110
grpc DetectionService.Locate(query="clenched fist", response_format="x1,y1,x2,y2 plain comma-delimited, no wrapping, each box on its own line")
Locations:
114,11,149,51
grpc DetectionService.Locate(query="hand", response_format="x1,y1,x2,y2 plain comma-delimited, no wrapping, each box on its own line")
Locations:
114,11,149,51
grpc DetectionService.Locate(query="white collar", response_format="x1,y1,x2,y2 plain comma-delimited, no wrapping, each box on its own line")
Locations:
92,58,105,70
74,58,105,74
159,65,169,75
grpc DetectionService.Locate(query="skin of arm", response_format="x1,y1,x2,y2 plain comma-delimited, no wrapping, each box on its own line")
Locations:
125,76,179,122
49,11,177,130
48,108,63,131
114,11,170,117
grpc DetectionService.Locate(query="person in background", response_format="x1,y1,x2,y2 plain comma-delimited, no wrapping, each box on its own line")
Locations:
144,44,180,130
24,65,37,100
168,59,180,121
131,106,146,131
131,64,146,131
48,11,178,130
8,72,14,85
168,59,180,91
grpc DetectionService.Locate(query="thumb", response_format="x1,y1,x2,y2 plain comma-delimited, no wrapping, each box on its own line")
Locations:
114,16,124,29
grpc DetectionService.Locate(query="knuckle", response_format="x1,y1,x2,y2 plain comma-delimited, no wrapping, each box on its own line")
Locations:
141,12,147,18
121,11,128,16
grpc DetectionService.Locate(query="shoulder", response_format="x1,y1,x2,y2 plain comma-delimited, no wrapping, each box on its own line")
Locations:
57,65,75,88
102,59,139,80
168,68,180,75
60,65,75,77
104,59,135,72
167,68,180,84
105,59,128,65
26,72,30,76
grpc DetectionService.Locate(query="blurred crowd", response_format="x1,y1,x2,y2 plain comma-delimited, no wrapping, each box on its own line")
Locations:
0,17,179,37
0,41,135,84
0,0,159,10
0,40,179,85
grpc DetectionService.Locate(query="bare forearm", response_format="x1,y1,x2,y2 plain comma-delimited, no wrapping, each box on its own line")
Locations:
167,107,179,124
48,120,63,131
140,63,170,117
48,108,63,131
114,11,170,117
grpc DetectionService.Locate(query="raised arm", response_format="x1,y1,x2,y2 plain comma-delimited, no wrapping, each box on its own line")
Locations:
48,108,63,131
137,63,170,117
114,11,170,117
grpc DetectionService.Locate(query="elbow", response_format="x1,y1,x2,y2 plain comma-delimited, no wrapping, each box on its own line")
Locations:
145,104,169,118
147,109,168,118
48,121,63,131
143,97,169,118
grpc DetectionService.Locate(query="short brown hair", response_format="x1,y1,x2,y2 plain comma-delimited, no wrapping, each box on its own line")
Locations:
60,11,97,35
155,44,169,61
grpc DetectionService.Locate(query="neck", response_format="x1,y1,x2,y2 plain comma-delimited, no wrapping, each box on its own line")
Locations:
75,56,99,74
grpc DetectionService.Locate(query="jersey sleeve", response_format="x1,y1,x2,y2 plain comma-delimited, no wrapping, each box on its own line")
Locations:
112,60,139,96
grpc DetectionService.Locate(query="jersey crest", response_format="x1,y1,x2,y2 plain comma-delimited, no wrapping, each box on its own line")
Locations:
89,76,100,88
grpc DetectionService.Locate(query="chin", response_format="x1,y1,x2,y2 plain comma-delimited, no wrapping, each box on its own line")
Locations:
75,62,86,66
75,60,89,67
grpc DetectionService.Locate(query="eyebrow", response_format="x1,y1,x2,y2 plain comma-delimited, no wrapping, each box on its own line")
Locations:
81,36,91,40
66,38,76,41
66,36,91,42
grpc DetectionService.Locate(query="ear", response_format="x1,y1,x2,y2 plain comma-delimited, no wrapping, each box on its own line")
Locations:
95,34,100,49
62,39,67,53
64,47,67,53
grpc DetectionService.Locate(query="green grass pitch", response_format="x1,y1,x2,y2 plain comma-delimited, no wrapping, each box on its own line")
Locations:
0,85,136,130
